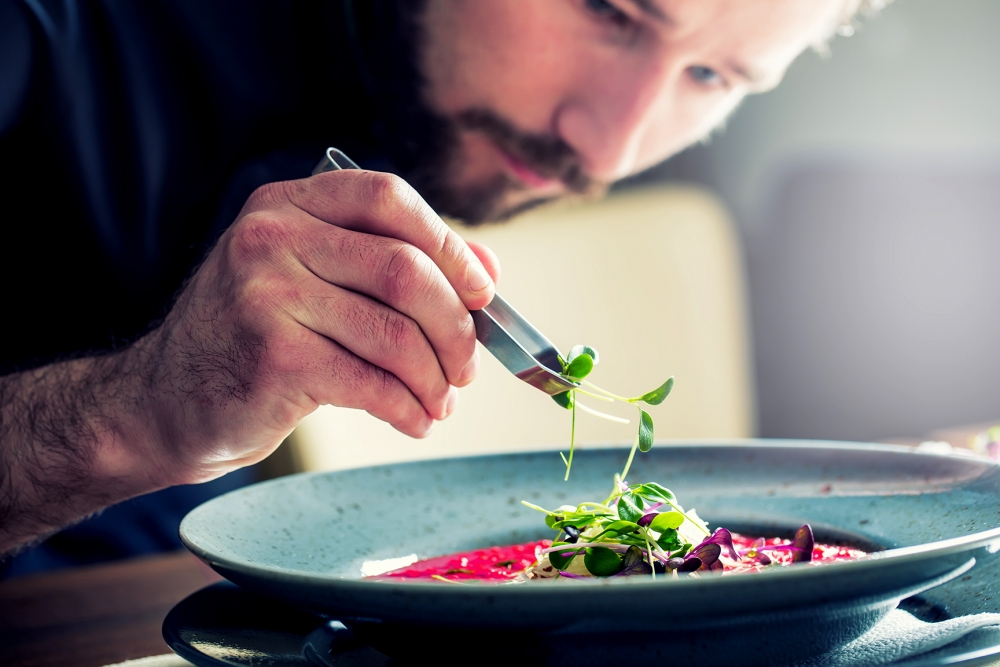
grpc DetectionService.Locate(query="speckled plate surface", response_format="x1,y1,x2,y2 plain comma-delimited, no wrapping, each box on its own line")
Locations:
179,441,1000,665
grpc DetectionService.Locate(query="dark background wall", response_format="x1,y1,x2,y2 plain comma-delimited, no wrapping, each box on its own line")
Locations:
626,0,1000,441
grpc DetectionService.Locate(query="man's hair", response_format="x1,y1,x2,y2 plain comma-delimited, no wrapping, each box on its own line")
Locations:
813,0,894,52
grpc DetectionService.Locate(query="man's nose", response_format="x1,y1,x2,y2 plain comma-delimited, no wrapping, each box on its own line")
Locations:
555,58,676,182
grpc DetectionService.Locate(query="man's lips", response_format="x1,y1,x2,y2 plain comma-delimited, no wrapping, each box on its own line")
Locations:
496,148,563,191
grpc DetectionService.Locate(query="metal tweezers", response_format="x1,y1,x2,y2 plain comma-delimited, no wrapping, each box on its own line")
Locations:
313,147,577,396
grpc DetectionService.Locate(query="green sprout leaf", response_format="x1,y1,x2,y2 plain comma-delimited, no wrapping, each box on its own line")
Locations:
551,515,599,530
584,546,623,576
552,391,574,409
656,529,685,554
567,344,600,365
566,353,594,380
638,410,654,453
649,511,685,532
602,520,640,537
634,377,674,406
634,483,677,504
672,542,693,559
549,546,578,571
617,491,644,523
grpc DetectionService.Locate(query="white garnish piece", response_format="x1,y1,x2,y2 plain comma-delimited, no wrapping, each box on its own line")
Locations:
361,554,418,576
575,401,631,424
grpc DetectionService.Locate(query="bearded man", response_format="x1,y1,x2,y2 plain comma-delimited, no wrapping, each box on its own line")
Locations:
0,0,872,571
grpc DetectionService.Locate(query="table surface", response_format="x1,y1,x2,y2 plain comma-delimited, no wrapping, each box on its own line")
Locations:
3,426,999,667
0,551,220,667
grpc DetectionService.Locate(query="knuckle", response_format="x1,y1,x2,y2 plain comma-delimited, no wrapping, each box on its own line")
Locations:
244,180,289,212
362,172,418,220
379,244,430,304
374,308,419,353
228,212,291,265
453,312,477,349
436,229,468,268
361,362,399,398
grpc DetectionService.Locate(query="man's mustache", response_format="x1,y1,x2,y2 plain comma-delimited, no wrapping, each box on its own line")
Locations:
455,109,604,196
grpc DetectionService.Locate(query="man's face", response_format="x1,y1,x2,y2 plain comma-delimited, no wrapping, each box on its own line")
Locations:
415,0,847,223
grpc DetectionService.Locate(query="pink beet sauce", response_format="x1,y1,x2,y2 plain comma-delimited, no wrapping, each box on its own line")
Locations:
373,534,867,582
727,533,867,573
375,540,553,582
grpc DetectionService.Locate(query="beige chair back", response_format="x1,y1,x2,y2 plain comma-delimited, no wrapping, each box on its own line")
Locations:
290,184,755,472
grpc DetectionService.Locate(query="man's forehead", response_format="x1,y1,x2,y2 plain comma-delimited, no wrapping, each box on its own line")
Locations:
635,0,848,85
631,0,855,30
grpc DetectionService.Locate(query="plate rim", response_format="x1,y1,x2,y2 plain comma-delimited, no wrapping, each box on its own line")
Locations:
180,439,1000,596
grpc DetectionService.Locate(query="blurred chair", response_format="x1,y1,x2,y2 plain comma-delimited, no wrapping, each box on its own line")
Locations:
288,184,755,472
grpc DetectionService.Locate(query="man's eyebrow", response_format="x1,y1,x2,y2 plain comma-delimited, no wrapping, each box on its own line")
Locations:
624,0,672,25
727,60,767,87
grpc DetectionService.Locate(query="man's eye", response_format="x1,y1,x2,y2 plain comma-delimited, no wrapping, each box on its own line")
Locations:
583,0,630,25
688,65,722,86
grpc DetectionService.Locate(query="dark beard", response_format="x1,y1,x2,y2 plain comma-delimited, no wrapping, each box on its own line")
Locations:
354,0,606,225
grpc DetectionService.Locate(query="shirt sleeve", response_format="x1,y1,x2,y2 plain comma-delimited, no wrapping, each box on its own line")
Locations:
0,0,37,134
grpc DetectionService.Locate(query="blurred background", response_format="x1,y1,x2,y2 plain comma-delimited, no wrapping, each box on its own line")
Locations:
294,0,1000,470
625,0,1000,443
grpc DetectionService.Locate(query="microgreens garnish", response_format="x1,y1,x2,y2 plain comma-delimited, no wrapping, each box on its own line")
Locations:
521,478,720,579
552,344,674,480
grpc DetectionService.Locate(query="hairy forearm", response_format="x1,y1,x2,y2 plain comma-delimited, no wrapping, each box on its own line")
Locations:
0,350,166,555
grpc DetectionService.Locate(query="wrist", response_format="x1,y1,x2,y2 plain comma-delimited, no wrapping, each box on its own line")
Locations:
64,351,172,497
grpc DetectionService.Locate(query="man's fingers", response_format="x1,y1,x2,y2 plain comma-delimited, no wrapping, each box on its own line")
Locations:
291,214,480,387
286,272,454,420
282,170,496,310
301,335,436,438
466,241,501,287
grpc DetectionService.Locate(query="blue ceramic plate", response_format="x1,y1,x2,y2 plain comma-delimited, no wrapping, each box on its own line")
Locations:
179,441,1000,665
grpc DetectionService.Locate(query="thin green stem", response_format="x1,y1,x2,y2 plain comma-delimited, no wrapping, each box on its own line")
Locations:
564,393,577,481
603,474,623,506
521,501,555,515
576,502,615,513
620,434,640,481
582,380,631,402
661,499,711,536
644,531,656,578
572,388,615,403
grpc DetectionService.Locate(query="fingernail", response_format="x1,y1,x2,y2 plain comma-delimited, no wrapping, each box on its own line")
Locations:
444,387,459,418
460,349,480,385
466,261,492,293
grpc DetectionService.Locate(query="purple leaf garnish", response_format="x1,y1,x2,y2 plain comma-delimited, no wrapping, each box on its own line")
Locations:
665,557,686,570
792,524,815,563
638,513,656,527
691,542,721,568
691,528,741,561
557,571,589,579
677,557,702,572
613,545,654,577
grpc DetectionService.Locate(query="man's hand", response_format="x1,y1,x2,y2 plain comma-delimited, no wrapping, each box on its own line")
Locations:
139,170,499,484
0,170,499,553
